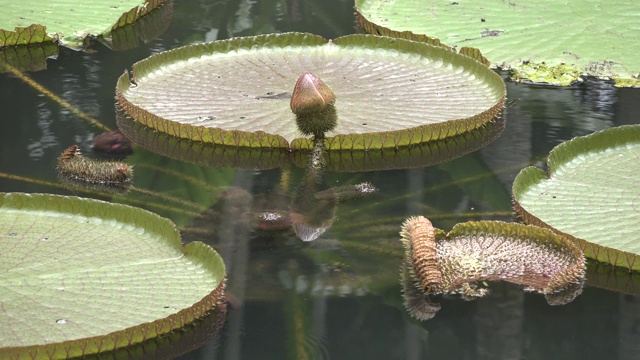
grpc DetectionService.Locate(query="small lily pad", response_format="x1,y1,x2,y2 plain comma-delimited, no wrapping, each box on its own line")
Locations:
0,192,225,358
116,32,505,150
513,125,640,271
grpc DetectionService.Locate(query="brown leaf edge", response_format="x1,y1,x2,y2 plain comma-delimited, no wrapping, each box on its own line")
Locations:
110,0,167,32
0,24,57,47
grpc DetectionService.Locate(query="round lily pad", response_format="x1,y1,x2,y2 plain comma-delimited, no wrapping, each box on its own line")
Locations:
513,125,640,271
116,32,505,151
0,193,225,358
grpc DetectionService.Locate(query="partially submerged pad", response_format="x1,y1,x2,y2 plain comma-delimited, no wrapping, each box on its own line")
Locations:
0,193,225,358
116,32,505,150
356,0,640,87
513,125,640,271
399,216,585,319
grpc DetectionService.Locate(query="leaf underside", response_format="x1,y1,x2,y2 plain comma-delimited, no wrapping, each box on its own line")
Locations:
0,193,225,358
355,0,640,87
513,125,640,271
117,32,505,150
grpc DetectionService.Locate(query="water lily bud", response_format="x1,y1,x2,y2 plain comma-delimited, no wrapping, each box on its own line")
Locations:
57,145,133,184
290,73,335,115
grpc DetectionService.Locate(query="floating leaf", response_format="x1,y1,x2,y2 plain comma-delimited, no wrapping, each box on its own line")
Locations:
0,0,168,50
355,0,640,86
116,32,505,150
513,125,640,271
399,216,585,319
0,193,225,358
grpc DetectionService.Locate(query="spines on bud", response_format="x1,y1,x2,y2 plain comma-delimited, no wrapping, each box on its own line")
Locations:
57,145,133,185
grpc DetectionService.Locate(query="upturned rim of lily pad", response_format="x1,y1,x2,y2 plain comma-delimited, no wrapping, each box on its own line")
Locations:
116,32,506,151
116,105,505,171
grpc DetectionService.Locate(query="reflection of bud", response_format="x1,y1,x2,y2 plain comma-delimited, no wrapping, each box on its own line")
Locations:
254,211,292,232
58,145,133,185
315,182,377,202
399,216,585,314
290,73,335,115
401,253,441,321
92,130,133,156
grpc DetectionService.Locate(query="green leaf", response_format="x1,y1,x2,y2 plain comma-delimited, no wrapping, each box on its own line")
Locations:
0,193,225,358
0,42,59,73
117,103,506,171
116,32,506,150
355,0,640,87
513,125,640,271
0,0,166,50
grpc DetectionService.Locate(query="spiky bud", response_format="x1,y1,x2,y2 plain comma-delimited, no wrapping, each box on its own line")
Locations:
57,145,133,185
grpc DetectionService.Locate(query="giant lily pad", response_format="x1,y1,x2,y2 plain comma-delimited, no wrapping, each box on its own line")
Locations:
355,0,640,87
116,32,505,151
0,193,225,358
1,0,167,50
513,125,640,271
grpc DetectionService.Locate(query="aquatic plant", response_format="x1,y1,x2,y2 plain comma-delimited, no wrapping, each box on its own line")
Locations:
399,216,586,319
116,32,505,150
513,125,640,271
92,130,133,156
0,193,226,358
57,145,134,185
355,0,640,86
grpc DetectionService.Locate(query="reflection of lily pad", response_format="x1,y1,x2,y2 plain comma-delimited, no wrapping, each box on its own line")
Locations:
586,262,640,296
116,32,505,150
117,105,505,171
356,0,640,87
1,0,167,50
105,0,174,51
0,193,225,358
513,125,640,271
0,42,58,72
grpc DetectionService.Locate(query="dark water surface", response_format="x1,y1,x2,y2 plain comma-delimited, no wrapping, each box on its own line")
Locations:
1,1,640,359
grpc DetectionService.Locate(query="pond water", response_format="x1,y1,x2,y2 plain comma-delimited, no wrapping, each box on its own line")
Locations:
1,0,640,359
